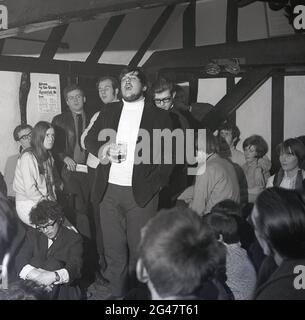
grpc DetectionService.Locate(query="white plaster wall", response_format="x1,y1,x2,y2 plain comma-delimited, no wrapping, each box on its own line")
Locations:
284,76,305,139
0,71,22,174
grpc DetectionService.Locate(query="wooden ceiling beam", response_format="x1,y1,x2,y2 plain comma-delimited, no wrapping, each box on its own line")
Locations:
86,15,125,64
201,67,273,131
0,55,125,77
143,35,305,72
129,5,175,67
40,24,69,59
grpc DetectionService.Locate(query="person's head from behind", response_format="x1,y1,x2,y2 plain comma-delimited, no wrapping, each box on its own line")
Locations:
13,124,33,151
205,211,240,245
151,78,175,111
251,187,305,266
137,207,226,299
243,135,268,164
195,130,219,163
218,122,241,149
31,121,55,162
30,200,64,240
173,84,187,106
1,280,50,300
277,138,305,174
119,67,147,102
0,193,17,289
96,76,119,104
64,84,86,113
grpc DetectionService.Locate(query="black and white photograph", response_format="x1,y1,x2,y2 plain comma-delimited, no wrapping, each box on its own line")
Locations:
1,0,305,304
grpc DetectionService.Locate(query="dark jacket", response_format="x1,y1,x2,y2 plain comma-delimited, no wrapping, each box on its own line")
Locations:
15,225,83,300
255,258,305,300
52,110,91,171
84,100,175,206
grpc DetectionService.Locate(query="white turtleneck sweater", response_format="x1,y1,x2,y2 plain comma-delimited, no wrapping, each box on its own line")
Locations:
108,98,144,186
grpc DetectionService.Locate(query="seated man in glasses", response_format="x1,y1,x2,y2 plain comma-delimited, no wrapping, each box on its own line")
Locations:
15,199,83,300
4,124,32,203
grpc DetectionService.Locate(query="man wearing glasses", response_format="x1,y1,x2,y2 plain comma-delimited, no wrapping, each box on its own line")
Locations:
52,84,92,238
151,78,190,209
4,124,32,201
15,199,83,300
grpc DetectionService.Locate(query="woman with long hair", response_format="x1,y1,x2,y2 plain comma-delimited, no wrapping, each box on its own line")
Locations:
13,121,62,226
266,138,305,190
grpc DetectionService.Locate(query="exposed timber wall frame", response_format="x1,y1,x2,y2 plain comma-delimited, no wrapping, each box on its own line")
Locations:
271,72,284,174
226,0,238,44
129,5,176,67
86,15,125,64
183,0,196,49
0,55,125,77
40,24,69,59
201,68,273,131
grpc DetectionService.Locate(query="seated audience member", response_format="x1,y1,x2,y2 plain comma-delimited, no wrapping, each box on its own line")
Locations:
13,121,62,227
0,192,17,291
218,122,245,167
178,130,240,215
15,200,83,300
252,187,305,300
242,135,271,203
267,138,305,190
210,200,255,251
4,124,32,201
205,210,257,300
137,207,231,300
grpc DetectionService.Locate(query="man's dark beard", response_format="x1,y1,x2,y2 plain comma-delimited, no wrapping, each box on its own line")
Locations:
123,91,143,102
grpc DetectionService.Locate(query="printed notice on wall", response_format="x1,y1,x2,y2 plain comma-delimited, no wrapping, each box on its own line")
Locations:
38,81,59,113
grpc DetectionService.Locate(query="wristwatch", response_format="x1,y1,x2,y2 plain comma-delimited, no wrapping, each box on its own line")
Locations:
54,271,60,282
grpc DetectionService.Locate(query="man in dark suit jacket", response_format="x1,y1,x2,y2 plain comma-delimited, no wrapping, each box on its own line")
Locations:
52,84,92,238
84,67,174,299
15,200,83,300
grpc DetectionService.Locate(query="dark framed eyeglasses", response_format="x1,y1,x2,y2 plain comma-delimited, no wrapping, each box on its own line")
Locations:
18,132,32,141
36,220,57,231
153,97,172,105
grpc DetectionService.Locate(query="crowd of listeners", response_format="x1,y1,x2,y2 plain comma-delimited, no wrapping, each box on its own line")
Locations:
1,67,305,300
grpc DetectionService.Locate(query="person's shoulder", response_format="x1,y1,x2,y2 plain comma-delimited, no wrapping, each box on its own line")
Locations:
19,151,35,162
62,226,82,242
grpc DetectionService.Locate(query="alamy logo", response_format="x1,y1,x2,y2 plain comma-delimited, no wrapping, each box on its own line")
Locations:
293,5,305,30
293,265,305,289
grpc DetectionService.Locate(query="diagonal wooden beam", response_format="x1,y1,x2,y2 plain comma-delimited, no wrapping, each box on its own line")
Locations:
86,15,125,64
201,67,273,131
183,0,196,49
40,24,69,59
128,5,175,67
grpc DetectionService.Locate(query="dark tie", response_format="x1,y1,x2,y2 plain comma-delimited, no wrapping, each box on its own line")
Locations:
76,114,83,150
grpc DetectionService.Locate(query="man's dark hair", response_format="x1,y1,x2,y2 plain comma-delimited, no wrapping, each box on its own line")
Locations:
119,66,147,87
96,76,120,92
242,135,268,159
0,280,50,300
63,84,84,101
254,187,305,259
218,122,241,147
13,124,32,142
151,77,174,95
30,200,64,226
139,207,226,298
205,212,240,244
